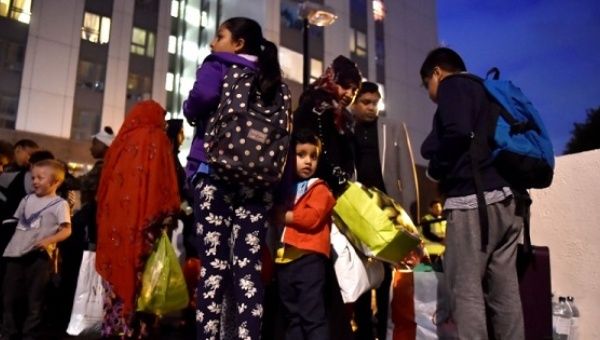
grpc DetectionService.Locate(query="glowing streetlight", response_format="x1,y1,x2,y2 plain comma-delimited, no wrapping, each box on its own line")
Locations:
298,1,338,89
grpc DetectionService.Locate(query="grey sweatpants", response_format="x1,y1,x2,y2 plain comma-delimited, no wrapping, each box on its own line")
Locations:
444,198,524,340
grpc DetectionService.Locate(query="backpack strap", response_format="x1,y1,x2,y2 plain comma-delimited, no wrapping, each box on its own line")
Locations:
456,72,529,251
513,189,533,254
468,132,490,251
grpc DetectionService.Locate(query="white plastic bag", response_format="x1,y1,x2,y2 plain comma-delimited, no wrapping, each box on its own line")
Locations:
66,250,105,336
331,223,385,303
386,266,457,340
171,219,186,263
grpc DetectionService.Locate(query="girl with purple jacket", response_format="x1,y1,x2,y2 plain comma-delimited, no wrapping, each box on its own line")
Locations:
183,17,283,340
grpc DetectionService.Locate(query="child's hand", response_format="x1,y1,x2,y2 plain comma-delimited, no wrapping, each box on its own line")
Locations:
35,238,53,250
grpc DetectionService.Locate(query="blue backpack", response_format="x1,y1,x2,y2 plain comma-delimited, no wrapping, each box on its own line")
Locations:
462,68,554,250
468,68,555,189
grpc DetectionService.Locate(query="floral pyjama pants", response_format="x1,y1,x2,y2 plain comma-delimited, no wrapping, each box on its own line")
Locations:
193,175,273,340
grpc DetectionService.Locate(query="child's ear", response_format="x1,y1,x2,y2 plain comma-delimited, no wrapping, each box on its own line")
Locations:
234,38,245,53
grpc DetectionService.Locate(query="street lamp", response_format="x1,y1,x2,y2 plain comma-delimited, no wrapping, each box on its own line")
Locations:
298,1,338,89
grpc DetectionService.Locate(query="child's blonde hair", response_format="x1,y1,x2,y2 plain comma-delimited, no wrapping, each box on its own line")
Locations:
32,159,66,184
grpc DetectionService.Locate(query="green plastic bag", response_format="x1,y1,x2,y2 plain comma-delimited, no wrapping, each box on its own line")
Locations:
137,231,189,315
333,181,420,265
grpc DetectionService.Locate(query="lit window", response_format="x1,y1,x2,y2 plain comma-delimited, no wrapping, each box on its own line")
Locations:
350,29,367,57
165,72,174,92
168,35,177,54
131,27,156,58
185,6,200,27
278,46,324,84
100,17,111,44
200,10,208,28
0,0,32,24
310,59,323,80
170,0,179,17
81,12,111,44
372,0,385,21
127,73,152,98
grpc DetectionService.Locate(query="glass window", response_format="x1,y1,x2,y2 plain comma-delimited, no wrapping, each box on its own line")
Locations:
130,27,156,58
0,0,31,23
165,72,174,92
170,0,179,17
0,0,10,17
10,0,30,23
0,94,18,129
76,60,106,92
82,12,111,44
127,73,152,97
350,29,367,57
168,35,177,54
0,0,31,24
71,109,101,140
147,32,155,58
100,16,111,44
0,39,26,71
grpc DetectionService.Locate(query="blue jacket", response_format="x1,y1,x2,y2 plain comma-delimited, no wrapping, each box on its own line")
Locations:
183,52,257,178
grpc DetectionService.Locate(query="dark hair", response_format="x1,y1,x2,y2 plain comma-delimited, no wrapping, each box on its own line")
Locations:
222,17,282,102
429,199,442,208
28,150,55,165
356,81,381,99
419,47,467,80
166,119,183,140
332,55,362,89
14,139,38,149
0,140,13,158
292,129,322,155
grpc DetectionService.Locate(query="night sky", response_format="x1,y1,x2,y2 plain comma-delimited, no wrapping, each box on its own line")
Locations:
436,0,600,155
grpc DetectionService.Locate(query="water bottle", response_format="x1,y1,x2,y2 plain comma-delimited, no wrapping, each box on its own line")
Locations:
567,296,580,340
553,296,572,340
552,294,560,340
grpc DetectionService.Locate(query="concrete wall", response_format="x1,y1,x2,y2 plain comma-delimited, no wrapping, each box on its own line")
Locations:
530,148,600,339
383,0,438,166
16,0,84,138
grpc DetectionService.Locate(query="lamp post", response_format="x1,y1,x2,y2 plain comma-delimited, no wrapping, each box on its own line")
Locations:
298,1,338,90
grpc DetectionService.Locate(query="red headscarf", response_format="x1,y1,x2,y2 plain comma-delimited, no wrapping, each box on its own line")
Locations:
96,100,180,316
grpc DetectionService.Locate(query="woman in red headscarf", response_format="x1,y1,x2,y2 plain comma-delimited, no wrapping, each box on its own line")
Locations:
95,100,181,338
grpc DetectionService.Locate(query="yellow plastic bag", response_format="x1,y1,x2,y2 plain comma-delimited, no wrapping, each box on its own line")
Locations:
333,181,421,265
137,231,189,315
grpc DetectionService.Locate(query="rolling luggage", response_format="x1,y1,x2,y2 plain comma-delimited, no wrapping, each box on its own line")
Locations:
516,193,553,340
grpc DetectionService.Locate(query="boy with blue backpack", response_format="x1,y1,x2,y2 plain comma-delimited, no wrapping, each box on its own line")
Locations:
419,47,549,339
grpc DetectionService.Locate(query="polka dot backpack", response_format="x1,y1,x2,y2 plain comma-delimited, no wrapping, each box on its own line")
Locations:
204,65,292,187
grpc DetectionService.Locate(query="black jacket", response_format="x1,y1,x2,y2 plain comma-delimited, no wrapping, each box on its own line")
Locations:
353,120,386,192
421,75,508,197
294,88,355,194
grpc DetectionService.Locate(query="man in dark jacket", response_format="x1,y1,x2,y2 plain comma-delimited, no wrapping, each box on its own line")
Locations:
349,81,390,340
420,47,524,339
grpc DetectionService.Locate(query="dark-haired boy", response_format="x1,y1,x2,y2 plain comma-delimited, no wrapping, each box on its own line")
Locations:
419,47,523,339
5,139,38,173
348,81,390,340
274,129,336,340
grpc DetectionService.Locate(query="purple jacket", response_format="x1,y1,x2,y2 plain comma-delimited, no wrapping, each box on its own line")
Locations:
183,52,257,178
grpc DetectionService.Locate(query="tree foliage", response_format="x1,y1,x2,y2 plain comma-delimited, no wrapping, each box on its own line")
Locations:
564,107,600,155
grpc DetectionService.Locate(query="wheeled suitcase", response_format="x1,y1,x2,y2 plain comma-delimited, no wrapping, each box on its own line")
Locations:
516,191,553,340
517,245,553,340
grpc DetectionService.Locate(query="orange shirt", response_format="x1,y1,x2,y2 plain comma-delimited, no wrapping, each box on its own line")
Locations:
280,179,336,258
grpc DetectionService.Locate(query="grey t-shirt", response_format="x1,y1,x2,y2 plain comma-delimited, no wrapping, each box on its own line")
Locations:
4,194,71,257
